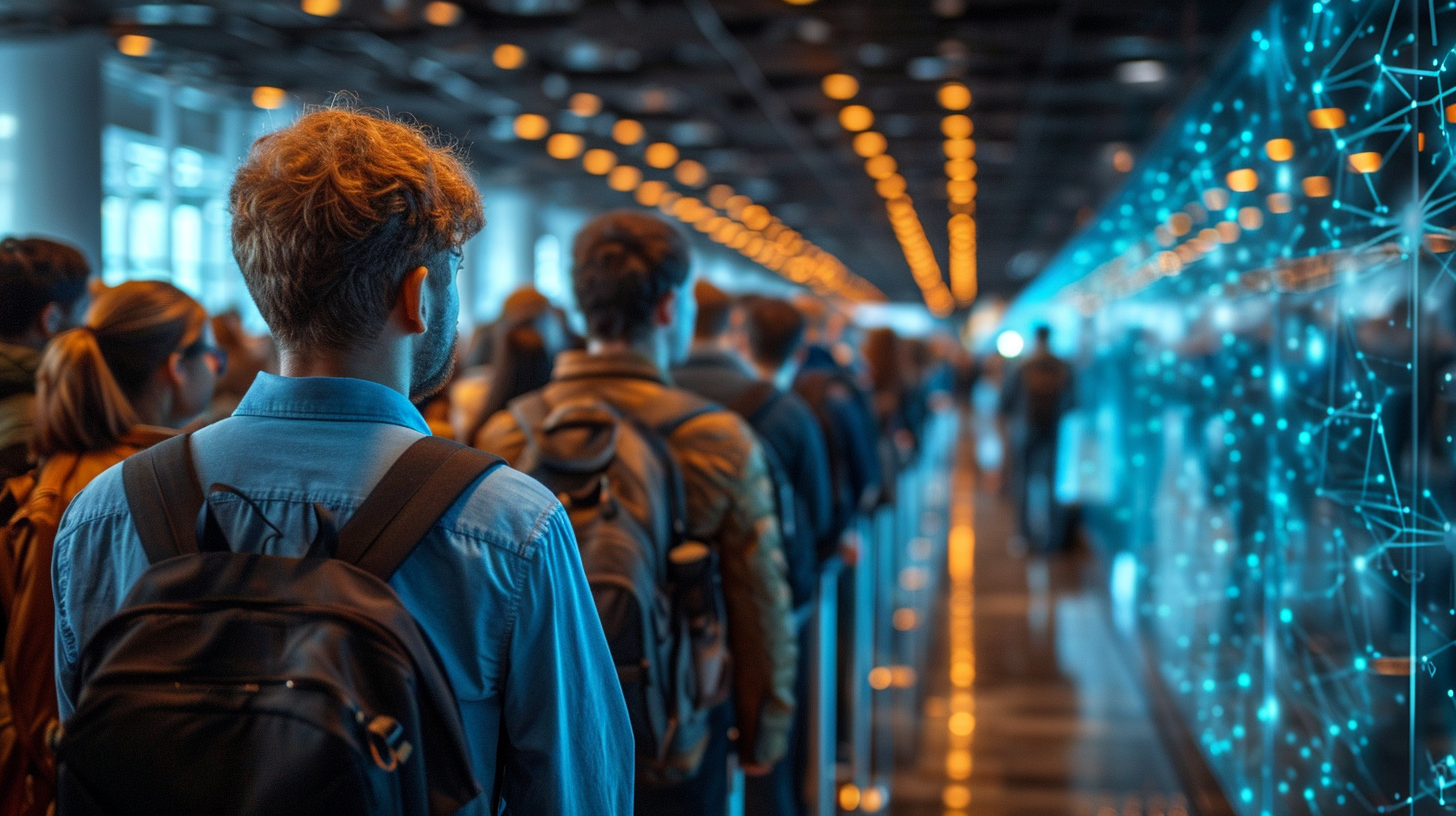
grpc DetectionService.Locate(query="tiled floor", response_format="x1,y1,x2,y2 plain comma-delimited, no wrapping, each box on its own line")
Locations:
891,431,1187,816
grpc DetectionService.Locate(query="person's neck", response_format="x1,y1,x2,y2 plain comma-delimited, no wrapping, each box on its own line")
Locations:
688,336,734,358
279,342,412,396
589,336,667,374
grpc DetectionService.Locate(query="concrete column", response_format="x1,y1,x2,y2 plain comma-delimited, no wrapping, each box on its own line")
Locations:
0,33,103,266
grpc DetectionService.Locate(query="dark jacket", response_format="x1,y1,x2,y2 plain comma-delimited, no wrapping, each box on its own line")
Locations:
0,344,40,485
674,349,835,607
0,425,175,816
477,350,797,766
794,346,883,537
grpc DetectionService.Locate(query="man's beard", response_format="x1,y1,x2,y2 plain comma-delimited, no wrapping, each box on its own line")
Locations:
409,291,458,402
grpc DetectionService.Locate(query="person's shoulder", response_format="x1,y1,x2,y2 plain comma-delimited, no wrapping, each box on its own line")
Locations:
445,459,565,559
56,459,131,529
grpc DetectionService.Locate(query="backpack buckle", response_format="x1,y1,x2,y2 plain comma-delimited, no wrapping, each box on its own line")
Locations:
366,715,412,772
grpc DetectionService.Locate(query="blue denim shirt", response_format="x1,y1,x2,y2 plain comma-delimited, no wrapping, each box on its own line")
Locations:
52,373,633,814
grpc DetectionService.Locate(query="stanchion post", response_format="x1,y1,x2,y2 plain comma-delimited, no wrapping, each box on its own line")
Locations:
808,559,840,816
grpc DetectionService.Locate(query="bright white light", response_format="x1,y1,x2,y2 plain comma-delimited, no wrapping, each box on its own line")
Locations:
1116,60,1167,84
0,115,15,139
996,330,1025,358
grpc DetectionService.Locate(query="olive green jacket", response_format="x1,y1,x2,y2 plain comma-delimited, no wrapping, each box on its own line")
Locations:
475,349,797,766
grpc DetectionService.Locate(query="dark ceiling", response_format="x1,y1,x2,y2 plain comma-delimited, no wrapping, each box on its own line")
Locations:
4,0,1258,305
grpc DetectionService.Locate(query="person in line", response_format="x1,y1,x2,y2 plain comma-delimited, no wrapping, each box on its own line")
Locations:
470,286,572,441
998,324,1074,555
0,281,219,816
477,211,796,816
51,108,632,814
791,296,883,540
0,238,91,483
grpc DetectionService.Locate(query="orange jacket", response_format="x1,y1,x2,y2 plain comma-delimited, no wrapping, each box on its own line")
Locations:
0,426,173,816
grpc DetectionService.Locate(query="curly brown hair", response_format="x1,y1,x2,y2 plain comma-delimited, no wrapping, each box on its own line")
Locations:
229,107,484,352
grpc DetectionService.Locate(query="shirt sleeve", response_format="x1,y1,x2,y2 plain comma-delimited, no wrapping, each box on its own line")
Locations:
499,503,634,815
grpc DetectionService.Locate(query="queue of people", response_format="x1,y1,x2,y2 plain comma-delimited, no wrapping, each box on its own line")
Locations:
0,107,961,815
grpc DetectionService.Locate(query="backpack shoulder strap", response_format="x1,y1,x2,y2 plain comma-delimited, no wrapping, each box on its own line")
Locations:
337,436,505,581
121,433,204,564
728,382,780,424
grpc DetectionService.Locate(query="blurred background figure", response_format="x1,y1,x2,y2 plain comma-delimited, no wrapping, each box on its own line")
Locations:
196,310,277,427
0,280,218,816
0,238,92,483
998,324,1073,556
459,285,576,446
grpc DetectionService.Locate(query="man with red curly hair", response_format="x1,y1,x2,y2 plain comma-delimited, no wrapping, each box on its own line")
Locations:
52,108,633,813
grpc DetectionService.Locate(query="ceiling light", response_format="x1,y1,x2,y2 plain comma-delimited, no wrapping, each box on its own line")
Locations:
1226,168,1258,192
493,44,527,70
513,113,549,140
853,131,887,158
1347,152,1381,173
1267,193,1294,213
1112,149,1133,173
251,86,287,110
582,148,617,175
1265,138,1294,161
545,132,584,159
568,92,602,117
707,184,735,209
945,159,975,180
301,0,341,17
944,139,974,160
875,174,907,198
822,73,860,100
644,142,679,169
117,35,155,57
1116,60,1166,84
941,115,972,139
865,154,897,179
636,180,668,207
423,1,462,25
612,119,645,145
674,159,708,187
608,165,642,191
838,105,874,132
1307,108,1346,129
937,83,971,111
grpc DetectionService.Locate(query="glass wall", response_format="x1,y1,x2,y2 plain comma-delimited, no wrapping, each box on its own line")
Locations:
1002,1,1456,813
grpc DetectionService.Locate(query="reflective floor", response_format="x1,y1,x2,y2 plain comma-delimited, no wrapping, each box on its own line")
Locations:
891,429,1189,816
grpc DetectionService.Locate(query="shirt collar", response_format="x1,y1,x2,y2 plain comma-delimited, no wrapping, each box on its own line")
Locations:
232,372,430,434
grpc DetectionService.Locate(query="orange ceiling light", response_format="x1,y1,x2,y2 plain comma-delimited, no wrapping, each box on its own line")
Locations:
493,44,526,70
301,0,340,16
944,139,975,160
938,82,972,111
941,115,973,139
875,174,908,199
741,204,772,231
582,148,617,175
612,119,645,145
644,142,679,169
945,159,976,180
1202,188,1229,211
1226,168,1258,192
117,34,155,57
252,86,288,110
674,159,708,187
513,113,549,140
423,1,463,25
1267,192,1294,213
1237,206,1264,230
545,132,584,159
1265,138,1294,161
865,154,898,180
607,165,642,192
1307,108,1346,129
635,180,668,207
1302,176,1332,197
568,92,602,117
1168,212,1193,236
1112,149,1134,173
838,105,874,132
853,131,888,158
822,73,860,100
1348,152,1382,173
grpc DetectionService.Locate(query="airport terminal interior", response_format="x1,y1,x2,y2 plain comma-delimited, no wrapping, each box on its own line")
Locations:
3,0,1455,815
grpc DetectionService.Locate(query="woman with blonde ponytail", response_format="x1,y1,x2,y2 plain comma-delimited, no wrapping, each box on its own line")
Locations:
0,280,219,816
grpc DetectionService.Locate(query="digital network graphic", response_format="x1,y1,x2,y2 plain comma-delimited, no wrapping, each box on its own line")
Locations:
1001,1,1456,813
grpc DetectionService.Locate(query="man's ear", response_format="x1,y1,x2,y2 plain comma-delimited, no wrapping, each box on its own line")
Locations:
653,288,677,328
39,302,64,338
396,266,431,335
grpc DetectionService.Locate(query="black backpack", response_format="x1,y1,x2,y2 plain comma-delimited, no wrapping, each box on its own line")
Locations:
508,390,730,786
727,383,812,607
53,434,501,816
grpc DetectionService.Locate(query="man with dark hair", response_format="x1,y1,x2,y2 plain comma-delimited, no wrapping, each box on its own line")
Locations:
790,295,883,543
0,237,90,482
478,212,797,816
674,290,832,816
53,109,632,814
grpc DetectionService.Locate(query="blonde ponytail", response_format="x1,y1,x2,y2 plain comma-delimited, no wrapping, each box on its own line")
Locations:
31,281,206,459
